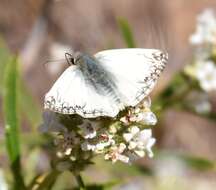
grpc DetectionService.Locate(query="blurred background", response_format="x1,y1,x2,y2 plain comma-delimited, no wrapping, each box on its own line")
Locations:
0,0,216,189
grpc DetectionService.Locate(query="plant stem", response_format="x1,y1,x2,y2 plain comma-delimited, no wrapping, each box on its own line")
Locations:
74,173,85,190
28,170,60,190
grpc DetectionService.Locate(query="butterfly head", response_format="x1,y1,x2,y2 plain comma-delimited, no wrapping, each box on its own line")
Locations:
65,52,83,66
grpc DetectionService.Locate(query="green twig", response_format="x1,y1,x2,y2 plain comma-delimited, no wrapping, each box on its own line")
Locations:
117,17,136,48
74,173,85,190
28,170,60,190
153,72,196,112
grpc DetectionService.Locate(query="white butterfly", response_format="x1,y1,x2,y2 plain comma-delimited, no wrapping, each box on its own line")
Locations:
44,48,168,118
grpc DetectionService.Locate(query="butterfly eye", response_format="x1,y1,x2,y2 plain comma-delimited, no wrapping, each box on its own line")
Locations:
70,58,75,65
65,53,75,66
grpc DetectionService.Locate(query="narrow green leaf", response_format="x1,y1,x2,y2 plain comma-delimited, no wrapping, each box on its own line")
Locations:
0,38,10,92
157,150,216,171
181,155,215,171
0,39,41,129
117,18,136,48
3,57,20,162
3,57,26,189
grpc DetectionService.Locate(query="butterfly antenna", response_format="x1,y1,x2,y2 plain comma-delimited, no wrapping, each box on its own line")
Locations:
43,59,66,67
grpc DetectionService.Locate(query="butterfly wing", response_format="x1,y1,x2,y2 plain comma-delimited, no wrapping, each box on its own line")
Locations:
45,48,168,118
44,66,121,118
94,48,168,107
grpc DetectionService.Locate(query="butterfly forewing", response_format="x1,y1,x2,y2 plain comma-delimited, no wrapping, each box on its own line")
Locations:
95,48,168,107
44,66,120,117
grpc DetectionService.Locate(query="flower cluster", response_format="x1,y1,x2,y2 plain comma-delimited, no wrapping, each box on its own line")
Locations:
185,60,216,92
190,9,216,46
40,97,157,167
185,9,216,93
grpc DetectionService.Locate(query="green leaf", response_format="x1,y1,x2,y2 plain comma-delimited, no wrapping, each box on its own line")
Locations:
181,155,215,171
157,151,216,171
152,72,196,113
3,57,26,189
0,38,10,92
117,18,136,48
3,57,20,162
0,39,41,129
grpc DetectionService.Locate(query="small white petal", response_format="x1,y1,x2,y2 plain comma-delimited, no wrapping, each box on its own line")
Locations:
128,141,137,150
123,133,133,142
56,151,64,158
81,142,95,151
141,112,157,125
78,120,98,139
147,149,154,158
134,107,141,114
95,143,106,150
147,138,156,148
109,125,117,134
84,130,97,139
130,126,140,135
118,143,127,153
120,116,129,124
70,156,76,161
139,129,152,140
117,154,130,163
64,148,72,155
134,150,145,157
129,115,138,122
104,154,110,160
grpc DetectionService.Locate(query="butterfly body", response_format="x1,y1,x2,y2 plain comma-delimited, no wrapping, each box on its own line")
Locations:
74,53,123,108
44,48,168,118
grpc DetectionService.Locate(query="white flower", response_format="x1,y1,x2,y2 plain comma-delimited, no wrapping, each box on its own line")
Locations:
95,133,115,153
55,131,80,157
123,126,140,142
185,60,216,92
123,127,156,158
104,143,129,163
78,120,98,139
81,141,96,151
120,115,130,125
186,91,211,114
81,133,115,153
190,9,216,45
131,111,157,125
196,61,216,92
121,110,157,126
120,96,156,125
109,124,117,134
194,99,211,114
